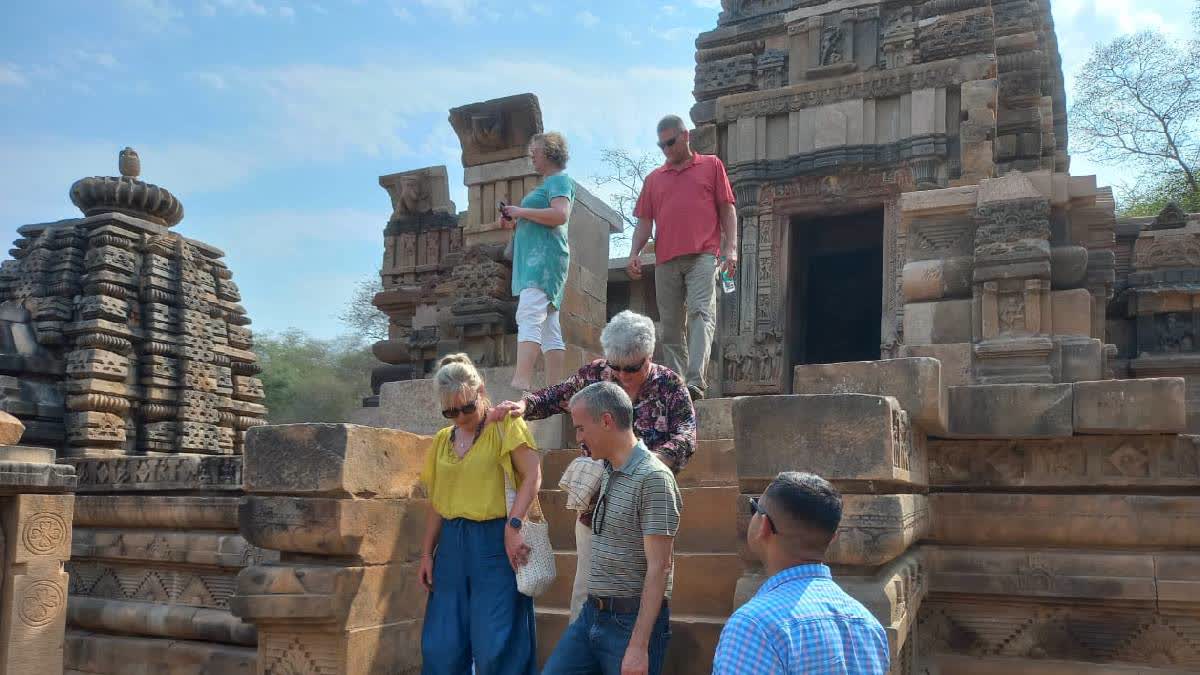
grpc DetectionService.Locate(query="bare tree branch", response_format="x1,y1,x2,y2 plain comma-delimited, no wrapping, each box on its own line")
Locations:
591,148,661,254
337,276,389,343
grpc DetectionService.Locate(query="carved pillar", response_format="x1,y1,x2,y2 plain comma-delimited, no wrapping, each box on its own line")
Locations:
971,174,1055,383
0,420,76,674
234,424,433,675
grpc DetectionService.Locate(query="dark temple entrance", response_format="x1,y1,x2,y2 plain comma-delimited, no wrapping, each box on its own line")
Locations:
788,210,884,366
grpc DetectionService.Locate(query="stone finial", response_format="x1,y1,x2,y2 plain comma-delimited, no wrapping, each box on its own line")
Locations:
119,147,141,178
69,148,184,226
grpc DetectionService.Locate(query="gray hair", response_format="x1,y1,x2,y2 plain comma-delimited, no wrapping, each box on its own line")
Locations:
569,381,633,431
434,353,488,408
657,115,687,134
601,310,656,363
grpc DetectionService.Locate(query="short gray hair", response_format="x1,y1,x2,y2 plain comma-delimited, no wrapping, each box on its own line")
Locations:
570,381,633,430
601,310,656,363
657,115,687,134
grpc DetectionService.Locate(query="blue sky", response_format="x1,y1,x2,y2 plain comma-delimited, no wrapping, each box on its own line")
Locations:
0,0,1193,340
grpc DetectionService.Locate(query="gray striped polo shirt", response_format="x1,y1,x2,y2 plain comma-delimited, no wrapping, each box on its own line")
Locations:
588,441,683,598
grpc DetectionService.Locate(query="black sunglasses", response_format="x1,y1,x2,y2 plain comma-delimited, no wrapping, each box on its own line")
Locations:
749,497,779,534
606,358,646,374
656,134,681,150
442,399,479,419
592,477,611,536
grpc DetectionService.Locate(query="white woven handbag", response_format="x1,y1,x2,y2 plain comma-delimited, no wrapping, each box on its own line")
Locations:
505,470,556,598
558,455,605,511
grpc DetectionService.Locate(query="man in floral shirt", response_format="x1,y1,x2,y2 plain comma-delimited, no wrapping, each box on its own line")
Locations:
492,310,697,618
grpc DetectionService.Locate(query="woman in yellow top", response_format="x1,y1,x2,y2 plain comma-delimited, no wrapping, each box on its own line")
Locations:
419,353,542,675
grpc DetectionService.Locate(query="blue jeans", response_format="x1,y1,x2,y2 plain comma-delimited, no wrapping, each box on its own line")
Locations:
541,599,671,675
421,518,536,675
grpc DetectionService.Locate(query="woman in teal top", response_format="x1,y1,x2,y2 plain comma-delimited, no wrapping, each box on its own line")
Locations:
500,131,575,392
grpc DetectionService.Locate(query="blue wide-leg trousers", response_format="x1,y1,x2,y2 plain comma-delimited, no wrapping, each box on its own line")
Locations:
421,517,537,675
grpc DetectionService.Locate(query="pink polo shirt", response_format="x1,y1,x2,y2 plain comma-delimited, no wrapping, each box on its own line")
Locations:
633,153,736,265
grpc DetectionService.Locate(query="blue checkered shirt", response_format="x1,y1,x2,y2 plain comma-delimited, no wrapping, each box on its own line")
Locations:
712,564,889,675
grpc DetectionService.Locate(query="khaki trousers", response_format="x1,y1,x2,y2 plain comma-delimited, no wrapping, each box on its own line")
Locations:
570,519,592,621
655,253,718,391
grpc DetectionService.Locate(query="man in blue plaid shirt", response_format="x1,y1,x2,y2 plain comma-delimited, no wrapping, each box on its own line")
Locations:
713,472,889,674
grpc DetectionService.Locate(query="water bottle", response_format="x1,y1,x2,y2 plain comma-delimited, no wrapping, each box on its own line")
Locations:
718,257,736,294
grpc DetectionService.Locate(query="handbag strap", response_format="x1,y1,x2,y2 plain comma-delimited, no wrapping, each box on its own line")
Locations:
496,418,546,524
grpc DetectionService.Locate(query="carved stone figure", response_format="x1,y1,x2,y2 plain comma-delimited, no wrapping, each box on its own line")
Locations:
820,25,844,65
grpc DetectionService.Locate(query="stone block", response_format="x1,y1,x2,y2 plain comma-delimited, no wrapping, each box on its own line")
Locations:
1072,378,1186,434
239,496,426,564
791,358,948,433
0,445,54,463
256,621,422,675
926,546,1158,601
838,548,927,660
233,563,426,630
737,494,929,568
0,460,76,492
902,299,972,345
243,424,431,498
947,383,1073,438
71,528,269,568
65,629,256,675
929,435,1200,488
68,597,256,645
7,493,73,563
66,455,243,493
735,395,927,491
929,494,1200,548
73,495,240,530
1,570,70,674
694,397,735,439
1051,289,1091,336
0,410,25,445
902,343,972,387
1155,551,1200,609
1056,337,1103,383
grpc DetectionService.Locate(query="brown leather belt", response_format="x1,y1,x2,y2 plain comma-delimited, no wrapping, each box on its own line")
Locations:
588,595,668,614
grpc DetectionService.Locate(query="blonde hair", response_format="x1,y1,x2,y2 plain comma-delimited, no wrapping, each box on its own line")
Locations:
531,132,569,168
435,353,489,408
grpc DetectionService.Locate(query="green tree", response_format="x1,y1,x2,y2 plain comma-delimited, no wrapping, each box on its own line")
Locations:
338,276,388,343
1069,22,1200,211
254,329,376,424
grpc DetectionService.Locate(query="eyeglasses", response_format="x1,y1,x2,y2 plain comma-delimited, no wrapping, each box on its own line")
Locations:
656,134,681,150
606,358,646,374
441,399,479,419
592,476,611,536
749,497,779,534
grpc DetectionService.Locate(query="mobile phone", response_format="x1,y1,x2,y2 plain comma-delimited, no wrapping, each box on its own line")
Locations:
498,200,513,221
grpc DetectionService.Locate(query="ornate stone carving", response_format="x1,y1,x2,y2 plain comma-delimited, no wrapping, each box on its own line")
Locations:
695,54,756,99
19,580,65,627
23,512,67,554
820,25,845,65
1147,202,1188,231
69,148,184,227
448,93,543,167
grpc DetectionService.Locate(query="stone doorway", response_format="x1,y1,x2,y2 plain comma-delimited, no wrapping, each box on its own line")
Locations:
787,210,884,367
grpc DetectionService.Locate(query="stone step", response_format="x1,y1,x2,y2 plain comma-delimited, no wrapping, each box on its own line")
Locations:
792,357,948,434
535,607,725,675
540,439,737,489
539,486,742,554
734,394,928,493
538,552,743,617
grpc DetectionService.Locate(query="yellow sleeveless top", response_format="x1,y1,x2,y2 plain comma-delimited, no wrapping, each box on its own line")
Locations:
421,415,537,521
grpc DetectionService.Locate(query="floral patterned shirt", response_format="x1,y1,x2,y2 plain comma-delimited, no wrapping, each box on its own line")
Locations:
523,359,697,472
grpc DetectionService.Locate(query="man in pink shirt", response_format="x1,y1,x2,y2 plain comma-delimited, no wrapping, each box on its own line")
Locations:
627,115,737,400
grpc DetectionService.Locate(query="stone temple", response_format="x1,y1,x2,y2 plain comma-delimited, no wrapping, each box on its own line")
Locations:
0,0,1197,673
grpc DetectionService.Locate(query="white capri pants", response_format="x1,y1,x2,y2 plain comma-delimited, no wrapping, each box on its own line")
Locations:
515,287,565,352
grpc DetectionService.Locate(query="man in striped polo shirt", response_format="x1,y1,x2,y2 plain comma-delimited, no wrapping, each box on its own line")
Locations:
543,381,683,675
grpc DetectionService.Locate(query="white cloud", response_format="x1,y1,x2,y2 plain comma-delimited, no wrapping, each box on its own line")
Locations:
74,50,119,69
616,26,641,46
217,0,268,15
692,0,721,8
192,71,228,89
279,4,295,18
576,10,599,28
310,3,328,13
119,0,184,31
417,0,478,24
0,64,26,87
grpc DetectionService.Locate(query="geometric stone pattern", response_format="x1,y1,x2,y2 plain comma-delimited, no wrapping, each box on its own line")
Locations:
0,151,267,457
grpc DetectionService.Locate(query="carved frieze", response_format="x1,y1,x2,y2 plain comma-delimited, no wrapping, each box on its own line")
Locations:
695,54,757,99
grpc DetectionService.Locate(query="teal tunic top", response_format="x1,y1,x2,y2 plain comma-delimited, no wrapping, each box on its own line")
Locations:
512,173,574,307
